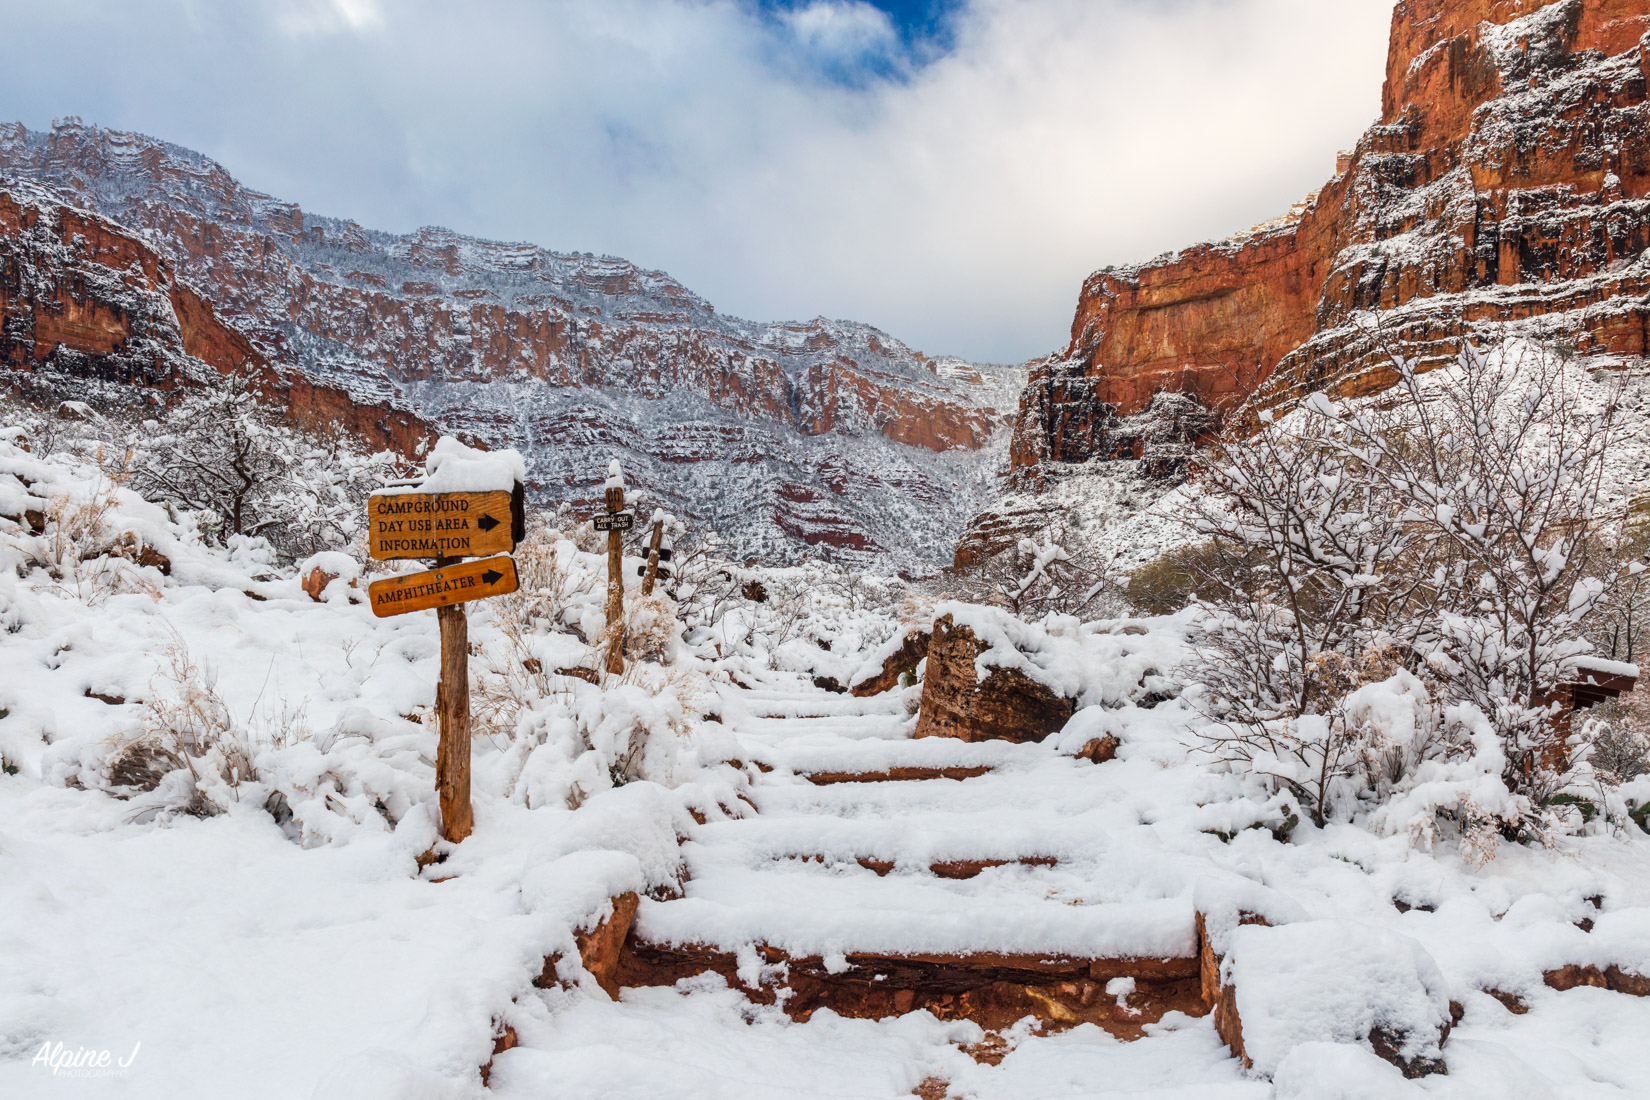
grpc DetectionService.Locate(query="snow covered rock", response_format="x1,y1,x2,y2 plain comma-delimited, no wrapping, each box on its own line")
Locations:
848,626,929,697
913,613,1075,743
1218,920,1454,1079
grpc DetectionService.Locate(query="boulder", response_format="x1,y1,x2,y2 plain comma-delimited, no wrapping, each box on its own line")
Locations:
1216,920,1453,1079
849,627,930,696
300,566,336,602
913,614,1075,743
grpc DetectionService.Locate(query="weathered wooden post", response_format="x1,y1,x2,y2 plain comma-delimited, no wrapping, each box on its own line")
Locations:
434,573,472,841
640,512,665,597
603,460,626,675
365,472,523,844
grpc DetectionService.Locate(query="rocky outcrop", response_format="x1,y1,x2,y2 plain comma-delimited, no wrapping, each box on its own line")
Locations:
535,891,641,999
0,121,1020,571
1007,0,1650,490
1,184,437,456
848,627,931,696
912,615,1076,743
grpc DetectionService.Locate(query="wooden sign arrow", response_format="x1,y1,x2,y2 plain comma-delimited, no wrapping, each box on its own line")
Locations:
368,490,516,561
368,555,519,617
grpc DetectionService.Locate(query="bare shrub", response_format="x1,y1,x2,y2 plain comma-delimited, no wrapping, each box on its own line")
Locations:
952,520,1128,620
1193,340,1629,841
124,373,404,561
108,638,253,817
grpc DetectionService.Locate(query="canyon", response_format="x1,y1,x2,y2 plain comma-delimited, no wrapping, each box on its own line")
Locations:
0,122,1018,573
7,0,1650,576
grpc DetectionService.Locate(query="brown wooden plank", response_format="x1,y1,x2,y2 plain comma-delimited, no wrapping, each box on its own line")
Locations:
368,555,519,617
367,490,515,560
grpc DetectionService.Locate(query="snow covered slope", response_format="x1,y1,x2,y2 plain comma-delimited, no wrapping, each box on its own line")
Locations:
4,431,1650,1098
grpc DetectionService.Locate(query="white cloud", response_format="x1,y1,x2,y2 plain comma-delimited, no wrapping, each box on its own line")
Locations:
273,0,382,36
0,0,1395,363
780,1,900,65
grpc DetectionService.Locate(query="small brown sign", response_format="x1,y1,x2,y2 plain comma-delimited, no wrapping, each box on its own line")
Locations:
368,555,519,618
368,490,515,560
593,512,635,532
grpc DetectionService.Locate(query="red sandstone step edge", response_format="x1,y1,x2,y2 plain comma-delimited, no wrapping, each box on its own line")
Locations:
801,765,993,785
783,854,1058,879
614,938,1203,1038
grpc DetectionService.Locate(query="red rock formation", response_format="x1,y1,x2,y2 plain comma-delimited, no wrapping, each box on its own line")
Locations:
0,185,437,457
912,615,1076,743
849,627,931,696
1009,0,1650,485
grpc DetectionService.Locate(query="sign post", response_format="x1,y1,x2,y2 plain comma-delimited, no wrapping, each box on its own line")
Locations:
640,514,665,597
434,579,471,843
602,461,627,675
367,485,522,844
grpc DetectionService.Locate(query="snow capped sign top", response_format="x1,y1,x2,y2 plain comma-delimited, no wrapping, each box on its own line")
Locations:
368,437,526,560
605,458,625,491
378,436,527,497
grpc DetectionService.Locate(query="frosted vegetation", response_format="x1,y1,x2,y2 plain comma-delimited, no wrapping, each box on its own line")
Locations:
1,340,1648,1096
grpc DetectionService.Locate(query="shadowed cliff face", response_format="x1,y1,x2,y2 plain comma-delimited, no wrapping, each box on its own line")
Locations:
0,122,1023,573
1008,0,1650,491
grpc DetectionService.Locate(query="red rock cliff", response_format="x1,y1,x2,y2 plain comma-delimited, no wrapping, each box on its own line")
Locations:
1011,0,1650,480
1,186,435,457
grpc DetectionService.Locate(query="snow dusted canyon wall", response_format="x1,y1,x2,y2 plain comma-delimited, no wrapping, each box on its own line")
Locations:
0,183,434,457
0,122,1020,573
958,0,1650,568
1008,0,1650,481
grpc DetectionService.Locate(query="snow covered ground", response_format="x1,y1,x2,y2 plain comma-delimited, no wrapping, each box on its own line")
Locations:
3,426,1650,1098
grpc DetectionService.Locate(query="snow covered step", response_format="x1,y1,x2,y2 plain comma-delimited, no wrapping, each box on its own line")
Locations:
755,764,1127,820
750,735,1046,783
782,853,1057,879
722,688,907,720
616,885,1204,1037
685,813,1100,871
632,866,1196,961
735,711,914,742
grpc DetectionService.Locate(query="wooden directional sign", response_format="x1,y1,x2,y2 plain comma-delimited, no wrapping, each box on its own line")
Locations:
368,490,516,561
593,512,635,532
368,555,519,618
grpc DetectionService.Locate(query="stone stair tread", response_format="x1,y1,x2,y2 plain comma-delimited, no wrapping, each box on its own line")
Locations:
736,712,914,742
723,690,904,720
633,874,1196,961
755,736,1045,777
686,813,1102,865
783,854,1059,879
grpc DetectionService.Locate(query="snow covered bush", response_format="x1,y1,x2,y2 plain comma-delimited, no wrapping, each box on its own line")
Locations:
123,373,403,561
1193,341,1633,845
951,522,1128,620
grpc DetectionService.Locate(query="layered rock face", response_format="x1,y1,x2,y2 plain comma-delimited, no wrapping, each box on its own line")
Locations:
0,183,431,455
0,121,1019,572
1008,0,1650,491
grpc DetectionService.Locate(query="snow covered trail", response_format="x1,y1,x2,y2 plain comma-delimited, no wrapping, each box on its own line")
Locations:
489,673,1260,1099
489,671,1650,1100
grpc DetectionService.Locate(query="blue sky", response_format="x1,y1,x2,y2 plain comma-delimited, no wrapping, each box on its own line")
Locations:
0,0,1394,364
